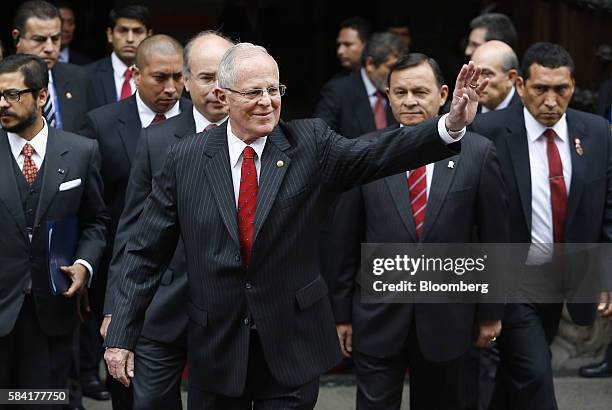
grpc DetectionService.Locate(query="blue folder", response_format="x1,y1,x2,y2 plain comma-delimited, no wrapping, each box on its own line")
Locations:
47,217,79,295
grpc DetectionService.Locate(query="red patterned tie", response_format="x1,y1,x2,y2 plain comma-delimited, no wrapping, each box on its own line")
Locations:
373,91,388,130
22,143,38,185
408,166,427,238
544,129,567,243
120,67,133,100
204,123,218,131
151,113,166,126
238,146,258,267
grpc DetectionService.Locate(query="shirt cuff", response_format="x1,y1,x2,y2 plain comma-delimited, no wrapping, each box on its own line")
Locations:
438,114,466,144
74,259,94,287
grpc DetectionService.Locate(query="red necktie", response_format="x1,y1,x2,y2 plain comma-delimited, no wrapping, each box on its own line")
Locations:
544,129,567,243
151,113,166,126
408,166,427,238
238,146,258,267
22,143,38,185
373,91,388,130
204,123,218,131
120,67,133,100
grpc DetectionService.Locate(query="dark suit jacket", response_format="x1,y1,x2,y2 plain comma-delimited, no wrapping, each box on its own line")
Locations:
314,72,396,138
65,48,93,65
86,56,117,110
51,62,90,133
596,80,612,121
105,117,460,396
477,88,521,114
104,110,195,342
331,127,508,362
0,127,108,337
471,103,612,325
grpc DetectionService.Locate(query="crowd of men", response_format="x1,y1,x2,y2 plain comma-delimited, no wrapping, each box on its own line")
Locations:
0,1,611,410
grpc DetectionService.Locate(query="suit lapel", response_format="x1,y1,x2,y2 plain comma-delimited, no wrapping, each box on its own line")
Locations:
203,124,240,246
385,173,418,241
100,58,117,105
174,109,196,139
35,128,68,228
0,131,28,239
355,75,376,133
117,96,142,164
505,109,532,233
52,64,73,130
421,156,459,241
565,110,587,232
253,124,291,242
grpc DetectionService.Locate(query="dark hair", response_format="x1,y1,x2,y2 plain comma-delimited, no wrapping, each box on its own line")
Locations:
383,15,412,30
520,42,575,81
387,53,445,88
470,13,518,51
339,17,371,44
108,5,151,30
0,54,49,92
361,32,408,67
13,1,60,34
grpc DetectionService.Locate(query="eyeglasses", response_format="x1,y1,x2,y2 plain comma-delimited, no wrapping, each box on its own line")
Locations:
223,84,286,101
0,88,37,103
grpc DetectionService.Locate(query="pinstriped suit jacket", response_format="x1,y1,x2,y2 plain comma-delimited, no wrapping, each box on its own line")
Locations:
106,117,459,396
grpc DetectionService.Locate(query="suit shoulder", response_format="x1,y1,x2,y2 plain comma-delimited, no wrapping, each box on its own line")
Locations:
87,98,133,121
321,73,360,92
462,131,494,153
283,118,329,136
568,108,608,127
55,129,98,152
54,62,87,79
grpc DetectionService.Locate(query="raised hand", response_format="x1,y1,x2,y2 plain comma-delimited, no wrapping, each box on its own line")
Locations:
446,61,488,132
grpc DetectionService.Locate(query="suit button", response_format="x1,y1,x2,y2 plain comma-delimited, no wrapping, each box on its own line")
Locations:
245,282,252,290
235,254,241,263
27,208,34,215
29,255,35,261
243,317,250,326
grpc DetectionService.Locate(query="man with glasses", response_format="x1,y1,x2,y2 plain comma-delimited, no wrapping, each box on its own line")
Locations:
0,53,107,400
100,31,233,410
12,0,90,133
104,42,485,408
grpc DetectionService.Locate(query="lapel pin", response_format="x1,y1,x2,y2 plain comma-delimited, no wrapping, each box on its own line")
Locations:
574,138,583,156
57,168,65,174
448,160,454,169
276,160,284,168
65,92,72,99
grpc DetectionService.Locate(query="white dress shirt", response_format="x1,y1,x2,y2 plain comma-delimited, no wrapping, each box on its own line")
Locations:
525,108,572,264
135,91,181,128
6,120,94,279
58,47,70,63
481,86,516,114
227,121,267,207
111,52,136,101
193,107,227,133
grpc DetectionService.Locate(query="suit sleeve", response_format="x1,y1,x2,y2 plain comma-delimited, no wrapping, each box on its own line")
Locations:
75,139,109,274
104,143,180,350
329,187,364,323
103,129,153,315
473,140,509,321
599,122,612,290
313,81,341,132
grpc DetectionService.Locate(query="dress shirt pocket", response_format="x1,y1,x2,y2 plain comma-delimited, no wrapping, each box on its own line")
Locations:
295,275,328,311
58,178,82,192
188,302,208,328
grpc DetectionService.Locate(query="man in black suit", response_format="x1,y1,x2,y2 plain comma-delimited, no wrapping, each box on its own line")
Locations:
86,5,152,110
331,53,507,410
58,3,92,66
464,12,518,59
335,17,371,74
104,42,487,409
79,34,189,410
12,1,90,133
315,32,407,138
0,54,107,404
100,31,233,410
471,42,612,410
471,40,520,113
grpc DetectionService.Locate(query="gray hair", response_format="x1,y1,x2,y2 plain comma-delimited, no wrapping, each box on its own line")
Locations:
217,42,276,89
500,49,519,73
183,30,234,79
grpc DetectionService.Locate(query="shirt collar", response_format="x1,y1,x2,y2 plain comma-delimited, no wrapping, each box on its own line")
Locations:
523,107,568,143
48,69,54,85
193,106,227,133
7,119,49,160
481,86,516,113
360,67,378,97
59,46,69,63
111,52,131,77
135,91,181,127
227,120,267,169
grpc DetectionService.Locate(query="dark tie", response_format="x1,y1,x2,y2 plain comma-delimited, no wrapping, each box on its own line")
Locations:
120,67,133,100
204,123,218,131
408,166,427,239
22,143,38,185
373,91,387,130
238,146,258,267
544,129,567,243
43,94,56,127
151,113,166,126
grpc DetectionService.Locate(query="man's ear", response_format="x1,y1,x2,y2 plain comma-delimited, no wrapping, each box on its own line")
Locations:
213,87,228,106
37,88,49,110
12,29,21,47
515,76,525,98
507,69,518,84
106,27,113,44
132,66,141,88
439,84,449,107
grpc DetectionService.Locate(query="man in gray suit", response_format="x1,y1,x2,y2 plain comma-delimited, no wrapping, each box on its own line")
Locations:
104,43,487,409
0,54,107,397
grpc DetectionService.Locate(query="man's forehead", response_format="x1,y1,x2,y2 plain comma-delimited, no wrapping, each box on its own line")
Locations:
0,71,26,87
392,63,437,85
25,17,61,34
115,18,146,30
527,64,572,83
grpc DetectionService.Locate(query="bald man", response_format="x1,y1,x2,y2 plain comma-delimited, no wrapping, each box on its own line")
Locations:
471,40,519,113
78,34,191,410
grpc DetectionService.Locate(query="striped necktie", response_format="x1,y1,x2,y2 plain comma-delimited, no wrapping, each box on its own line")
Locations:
408,166,427,238
43,94,56,127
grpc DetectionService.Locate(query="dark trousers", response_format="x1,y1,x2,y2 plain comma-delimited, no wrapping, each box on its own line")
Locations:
352,322,468,410
0,296,73,410
188,330,319,410
107,375,132,410
490,303,563,410
132,334,187,410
